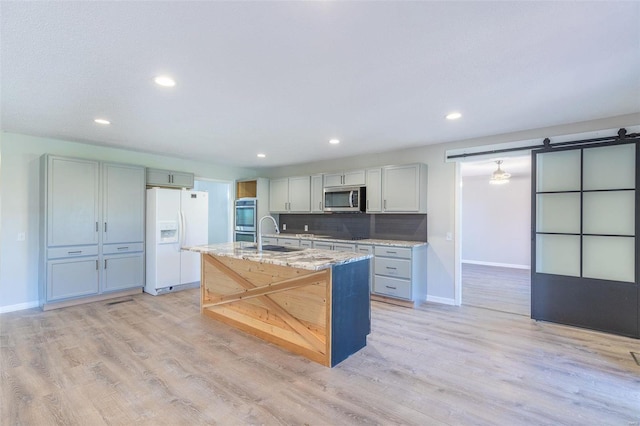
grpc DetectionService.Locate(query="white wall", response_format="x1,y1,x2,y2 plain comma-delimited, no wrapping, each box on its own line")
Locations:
461,175,531,268
260,113,640,304
0,132,257,312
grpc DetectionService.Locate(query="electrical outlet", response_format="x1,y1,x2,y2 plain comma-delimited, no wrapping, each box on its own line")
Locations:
282,224,286,231
304,225,308,232
17,232,26,241
446,232,453,241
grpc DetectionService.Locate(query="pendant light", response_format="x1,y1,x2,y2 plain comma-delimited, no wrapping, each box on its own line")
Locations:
489,160,511,185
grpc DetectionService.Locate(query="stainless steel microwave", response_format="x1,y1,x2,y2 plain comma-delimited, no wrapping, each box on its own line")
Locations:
323,186,366,212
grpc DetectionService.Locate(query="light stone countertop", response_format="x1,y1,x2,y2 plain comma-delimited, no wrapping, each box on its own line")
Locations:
188,242,372,271
264,234,428,248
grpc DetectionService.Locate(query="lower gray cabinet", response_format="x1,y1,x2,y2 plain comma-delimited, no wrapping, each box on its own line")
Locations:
103,253,144,292
47,257,100,301
371,244,427,307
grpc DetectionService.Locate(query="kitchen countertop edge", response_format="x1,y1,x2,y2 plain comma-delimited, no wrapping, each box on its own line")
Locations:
188,242,373,271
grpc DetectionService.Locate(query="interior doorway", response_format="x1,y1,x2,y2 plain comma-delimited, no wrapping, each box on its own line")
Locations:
459,155,532,316
194,179,233,244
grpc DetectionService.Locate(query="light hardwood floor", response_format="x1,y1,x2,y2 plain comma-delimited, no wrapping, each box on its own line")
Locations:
1,289,639,425
462,263,531,316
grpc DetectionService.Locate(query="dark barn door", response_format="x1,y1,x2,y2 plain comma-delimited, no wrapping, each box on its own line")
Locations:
531,141,639,338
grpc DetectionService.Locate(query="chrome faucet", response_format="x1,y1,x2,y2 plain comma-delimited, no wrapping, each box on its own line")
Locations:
257,215,280,251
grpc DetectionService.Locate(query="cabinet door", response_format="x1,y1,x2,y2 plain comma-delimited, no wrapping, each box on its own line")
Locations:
146,169,172,186
288,176,311,212
310,175,324,213
344,170,366,186
383,164,420,212
170,172,194,189
269,178,289,212
103,164,145,244
47,157,100,247
47,257,99,301
323,173,344,187
366,168,382,212
103,253,143,292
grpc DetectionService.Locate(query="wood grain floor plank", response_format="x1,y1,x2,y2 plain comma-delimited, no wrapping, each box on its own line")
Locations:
2,288,639,425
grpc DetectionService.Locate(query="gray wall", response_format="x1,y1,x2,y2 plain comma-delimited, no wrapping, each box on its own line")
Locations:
0,132,256,312
461,175,531,268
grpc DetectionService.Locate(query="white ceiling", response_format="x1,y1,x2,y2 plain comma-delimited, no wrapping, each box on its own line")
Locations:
1,1,639,169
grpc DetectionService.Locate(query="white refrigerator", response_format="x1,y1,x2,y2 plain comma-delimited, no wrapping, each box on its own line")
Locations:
145,188,208,295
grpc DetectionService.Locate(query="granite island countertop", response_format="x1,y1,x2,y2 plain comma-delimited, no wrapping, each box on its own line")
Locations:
188,242,372,271
264,234,428,248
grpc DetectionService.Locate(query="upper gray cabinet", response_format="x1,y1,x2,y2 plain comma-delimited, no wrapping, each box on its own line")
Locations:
310,174,324,213
146,168,194,189
269,176,311,213
323,170,366,187
47,157,100,247
103,163,145,244
381,164,428,213
365,168,382,213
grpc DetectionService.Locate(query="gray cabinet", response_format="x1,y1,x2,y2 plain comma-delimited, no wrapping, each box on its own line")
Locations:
103,253,144,292
311,174,324,213
146,168,194,189
103,163,145,244
371,244,427,307
324,170,366,187
47,157,100,247
47,257,99,301
269,176,311,213
381,164,428,213
41,155,145,309
365,168,382,213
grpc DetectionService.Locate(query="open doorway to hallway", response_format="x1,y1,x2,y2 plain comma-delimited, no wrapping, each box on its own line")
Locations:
460,156,531,316
194,179,233,244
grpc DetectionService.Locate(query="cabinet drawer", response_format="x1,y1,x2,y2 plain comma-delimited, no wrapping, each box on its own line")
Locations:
333,243,356,252
277,238,300,247
261,237,277,245
356,244,374,255
374,246,411,259
103,243,144,255
373,276,411,300
375,257,411,279
313,242,334,250
299,240,313,248
48,245,99,259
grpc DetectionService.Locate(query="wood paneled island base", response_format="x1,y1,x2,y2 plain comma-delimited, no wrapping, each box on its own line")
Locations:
199,248,371,367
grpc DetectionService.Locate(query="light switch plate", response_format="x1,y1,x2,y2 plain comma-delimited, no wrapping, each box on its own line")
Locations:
282,224,286,231
446,232,452,241
304,225,308,231
17,232,26,241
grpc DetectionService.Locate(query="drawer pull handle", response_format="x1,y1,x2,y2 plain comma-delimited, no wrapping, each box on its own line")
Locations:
68,250,82,254
117,246,129,250
386,251,397,254
385,285,397,290
386,266,397,270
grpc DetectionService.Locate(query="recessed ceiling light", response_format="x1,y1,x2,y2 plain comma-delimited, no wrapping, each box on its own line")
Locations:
329,139,340,145
446,112,462,120
257,153,266,158
94,118,111,125
154,75,176,87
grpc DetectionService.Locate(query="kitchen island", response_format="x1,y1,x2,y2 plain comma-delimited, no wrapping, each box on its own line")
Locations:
189,242,372,367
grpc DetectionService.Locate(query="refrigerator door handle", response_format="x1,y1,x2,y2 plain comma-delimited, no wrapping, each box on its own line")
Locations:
180,210,187,248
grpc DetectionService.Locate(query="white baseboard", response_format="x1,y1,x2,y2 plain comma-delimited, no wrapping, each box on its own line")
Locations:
426,295,457,306
0,300,39,314
462,259,530,270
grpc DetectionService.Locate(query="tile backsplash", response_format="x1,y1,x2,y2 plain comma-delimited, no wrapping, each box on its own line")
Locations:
278,214,427,242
